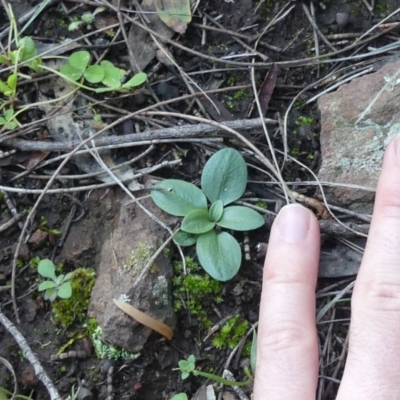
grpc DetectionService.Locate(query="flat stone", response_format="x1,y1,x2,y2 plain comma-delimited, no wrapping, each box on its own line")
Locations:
317,60,400,213
60,189,177,353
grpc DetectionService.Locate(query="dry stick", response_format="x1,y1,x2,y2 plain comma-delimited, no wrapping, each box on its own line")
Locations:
0,213,24,233
324,329,350,398
2,190,23,229
142,110,287,188
4,117,276,151
310,1,321,79
192,21,281,52
0,310,62,400
302,2,337,52
253,2,295,50
0,160,181,194
317,307,335,400
249,63,291,203
202,13,268,61
7,139,220,185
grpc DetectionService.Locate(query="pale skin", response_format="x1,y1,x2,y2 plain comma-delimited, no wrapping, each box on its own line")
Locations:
254,135,400,399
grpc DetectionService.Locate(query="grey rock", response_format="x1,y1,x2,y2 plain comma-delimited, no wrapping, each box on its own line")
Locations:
317,61,400,213
60,189,177,353
88,191,177,353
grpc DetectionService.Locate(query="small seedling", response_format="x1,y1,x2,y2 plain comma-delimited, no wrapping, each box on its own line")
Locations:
176,354,252,387
68,7,105,31
151,148,264,281
58,50,147,92
37,259,73,302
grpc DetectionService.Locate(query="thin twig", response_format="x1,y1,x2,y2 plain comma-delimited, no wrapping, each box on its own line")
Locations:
0,310,62,400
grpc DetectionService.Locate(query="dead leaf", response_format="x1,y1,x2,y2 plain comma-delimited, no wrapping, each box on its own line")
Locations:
250,64,278,118
23,151,50,171
113,298,174,340
155,0,192,34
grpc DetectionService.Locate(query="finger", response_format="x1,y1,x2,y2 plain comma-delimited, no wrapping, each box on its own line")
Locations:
254,204,320,400
337,135,400,399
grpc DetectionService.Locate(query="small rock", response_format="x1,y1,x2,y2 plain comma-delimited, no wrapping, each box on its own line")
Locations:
22,297,38,322
317,60,400,214
20,364,38,388
28,229,48,247
336,12,350,29
86,190,177,353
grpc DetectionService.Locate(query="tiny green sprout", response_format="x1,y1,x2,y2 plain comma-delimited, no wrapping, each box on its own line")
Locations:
37,259,73,302
178,355,196,379
176,354,252,386
68,7,105,31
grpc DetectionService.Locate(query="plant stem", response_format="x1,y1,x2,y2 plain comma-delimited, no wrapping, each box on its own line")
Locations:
193,369,251,387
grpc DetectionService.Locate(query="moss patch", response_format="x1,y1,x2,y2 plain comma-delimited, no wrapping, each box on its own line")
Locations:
52,267,96,328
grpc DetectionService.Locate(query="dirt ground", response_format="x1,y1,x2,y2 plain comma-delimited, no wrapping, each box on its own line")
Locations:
1,0,400,399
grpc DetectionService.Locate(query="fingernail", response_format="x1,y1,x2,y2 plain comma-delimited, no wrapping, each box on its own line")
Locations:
276,204,311,243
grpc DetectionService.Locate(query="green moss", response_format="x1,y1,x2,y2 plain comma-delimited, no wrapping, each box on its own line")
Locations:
52,267,96,328
87,318,139,360
173,257,222,328
226,76,235,85
233,90,247,100
212,315,249,350
296,115,313,126
255,201,267,209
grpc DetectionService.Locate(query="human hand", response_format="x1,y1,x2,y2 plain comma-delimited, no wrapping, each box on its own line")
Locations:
254,135,400,399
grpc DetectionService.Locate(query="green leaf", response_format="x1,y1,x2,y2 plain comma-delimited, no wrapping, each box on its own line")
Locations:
93,6,106,16
68,21,82,31
64,272,74,281
57,282,72,299
181,209,215,234
201,148,247,205
69,51,90,73
122,72,147,88
155,0,192,34
81,12,95,23
7,73,17,92
38,259,57,280
100,60,123,88
181,371,189,380
38,281,55,291
187,354,196,366
0,80,11,94
173,230,198,246
196,230,241,281
209,200,223,222
250,327,257,374
0,54,8,64
217,206,264,231
60,64,83,81
28,57,42,72
4,109,14,121
19,37,37,61
170,394,188,400
151,179,207,216
0,117,6,124
44,287,57,302
84,65,105,83
4,120,17,130
178,359,188,370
